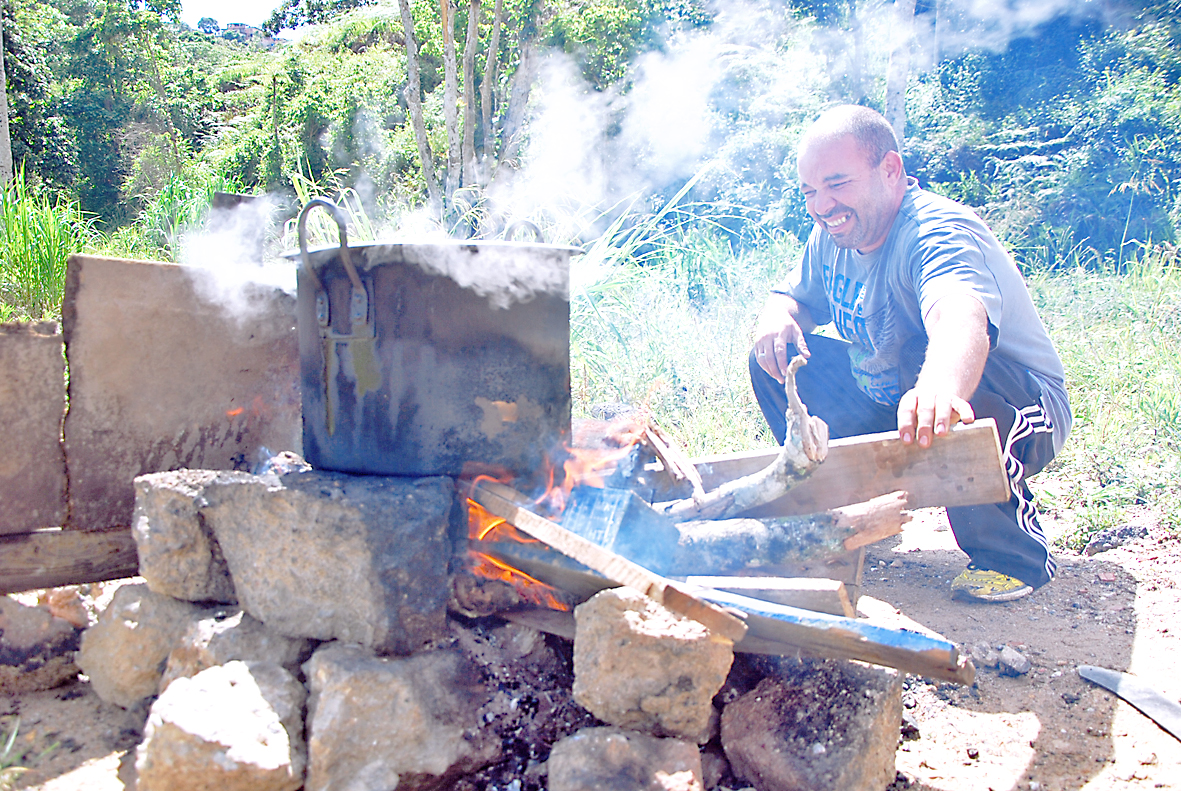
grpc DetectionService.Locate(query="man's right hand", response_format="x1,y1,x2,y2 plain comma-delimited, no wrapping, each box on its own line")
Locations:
752,292,815,384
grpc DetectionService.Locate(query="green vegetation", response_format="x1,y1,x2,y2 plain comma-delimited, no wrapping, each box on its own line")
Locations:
0,0,1175,545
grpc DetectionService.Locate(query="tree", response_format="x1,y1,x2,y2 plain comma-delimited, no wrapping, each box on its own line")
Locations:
196,16,218,34
0,0,13,182
885,0,916,147
264,0,376,34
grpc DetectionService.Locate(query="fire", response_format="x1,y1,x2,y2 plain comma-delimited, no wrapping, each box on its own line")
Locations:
470,552,569,611
462,416,650,612
226,407,245,418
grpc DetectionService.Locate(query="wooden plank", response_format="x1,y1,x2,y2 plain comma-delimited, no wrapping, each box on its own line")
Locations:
695,587,976,685
471,480,748,642
688,419,1007,517
684,576,854,617
497,599,974,685
0,527,139,594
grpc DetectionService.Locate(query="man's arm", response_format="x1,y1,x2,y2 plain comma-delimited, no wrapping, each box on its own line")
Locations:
753,292,818,383
897,293,990,448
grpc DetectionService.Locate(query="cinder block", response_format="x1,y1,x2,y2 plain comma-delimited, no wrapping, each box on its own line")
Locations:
0,321,66,533
62,255,301,530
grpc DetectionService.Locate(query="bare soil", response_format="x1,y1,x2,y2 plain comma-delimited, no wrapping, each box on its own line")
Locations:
3,507,1179,791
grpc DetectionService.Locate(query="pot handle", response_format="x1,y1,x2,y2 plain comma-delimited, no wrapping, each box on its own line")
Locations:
297,198,369,326
504,219,545,244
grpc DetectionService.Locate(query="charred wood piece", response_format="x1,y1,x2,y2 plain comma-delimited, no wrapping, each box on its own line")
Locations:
669,492,909,575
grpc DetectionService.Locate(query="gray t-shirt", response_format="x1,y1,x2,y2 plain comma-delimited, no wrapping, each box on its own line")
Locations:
778,181,1071,452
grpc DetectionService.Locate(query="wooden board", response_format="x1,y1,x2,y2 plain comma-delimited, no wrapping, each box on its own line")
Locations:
684,576,854,617
0,527,139,594
687,419,1007,518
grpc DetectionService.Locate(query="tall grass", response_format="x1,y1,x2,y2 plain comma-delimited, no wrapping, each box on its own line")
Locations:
1026,243,1181,546
0,173,97,320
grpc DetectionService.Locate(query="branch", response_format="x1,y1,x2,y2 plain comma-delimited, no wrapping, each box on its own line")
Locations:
662,355,828,521
479,0,504,184
461,0,480,188
398,0,441,210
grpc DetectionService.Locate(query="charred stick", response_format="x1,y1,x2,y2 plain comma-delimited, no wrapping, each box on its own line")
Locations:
668,491,910,575
662,355,829,521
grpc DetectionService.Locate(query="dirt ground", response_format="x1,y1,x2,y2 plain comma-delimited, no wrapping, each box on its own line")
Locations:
2,506,1179,791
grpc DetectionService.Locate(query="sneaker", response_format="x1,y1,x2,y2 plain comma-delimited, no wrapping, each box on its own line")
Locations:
950,564,1033,602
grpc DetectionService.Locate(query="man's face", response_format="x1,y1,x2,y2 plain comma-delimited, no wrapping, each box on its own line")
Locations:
797,134,904,254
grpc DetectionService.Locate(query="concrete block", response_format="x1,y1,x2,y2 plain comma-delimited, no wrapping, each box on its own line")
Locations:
76,583,217,708
0,321,66,533
548,726,704,791
303,642,500,791
133,470,236,603
160,610,311,694
202,470,453,655
137,660,306,791
573,588,733,743
0,595,80,693
62,254,300,530
720,659,902,791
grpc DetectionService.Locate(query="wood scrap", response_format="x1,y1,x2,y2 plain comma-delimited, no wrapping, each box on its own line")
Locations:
684,576,855,617
0,526,139,595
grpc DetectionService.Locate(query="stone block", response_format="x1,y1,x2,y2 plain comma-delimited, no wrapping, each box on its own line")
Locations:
0,595,80,693
202,470,453,655
573,588,733,743
159,610,311,694
0,321,66,534
137,660,306,791
62,254,301,531
303,642,499,791
133,470,236,603
720,659,902,791
548,726,704,791
77,583,217,708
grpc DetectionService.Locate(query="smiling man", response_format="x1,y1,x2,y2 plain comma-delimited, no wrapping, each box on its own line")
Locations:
750,105,1071,602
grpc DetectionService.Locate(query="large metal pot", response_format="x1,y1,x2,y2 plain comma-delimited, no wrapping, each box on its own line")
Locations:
294,199,574,479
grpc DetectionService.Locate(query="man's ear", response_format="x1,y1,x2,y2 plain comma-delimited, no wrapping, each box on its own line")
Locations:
880,150,905,183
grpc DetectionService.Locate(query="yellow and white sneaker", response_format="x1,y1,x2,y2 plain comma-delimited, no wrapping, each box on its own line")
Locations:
950,564,1033,602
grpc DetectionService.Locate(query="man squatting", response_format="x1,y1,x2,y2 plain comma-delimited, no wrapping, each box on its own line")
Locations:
750,105,1071,603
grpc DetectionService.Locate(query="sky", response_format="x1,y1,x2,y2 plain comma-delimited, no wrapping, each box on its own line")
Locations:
180,0,283,29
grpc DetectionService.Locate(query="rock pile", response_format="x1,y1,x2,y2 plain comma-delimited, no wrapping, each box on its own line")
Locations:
72,466,904,791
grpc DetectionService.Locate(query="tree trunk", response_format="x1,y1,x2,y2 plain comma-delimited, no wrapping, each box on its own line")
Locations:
885,0,917,148
850,1,865,105
0,1,13,183
491,39,540,186
479,0,504,185
461,0,480,188
398,0,442,210
440,0,461,203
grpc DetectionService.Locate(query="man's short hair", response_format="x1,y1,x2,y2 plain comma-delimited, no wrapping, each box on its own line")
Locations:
798,105,900,167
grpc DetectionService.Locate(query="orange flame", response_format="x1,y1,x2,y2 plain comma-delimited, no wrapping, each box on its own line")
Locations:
226,407,245,418
470,552,569,611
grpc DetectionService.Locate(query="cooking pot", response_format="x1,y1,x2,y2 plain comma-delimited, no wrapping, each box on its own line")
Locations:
293,198,575,479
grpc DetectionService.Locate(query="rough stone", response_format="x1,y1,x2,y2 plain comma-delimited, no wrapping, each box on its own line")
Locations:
1083,524,1149,555
721,659,903,791
0,595,81,693
137,661,306,791
969,641,1001,669
202,470,453,655
77,583,218,708
303,642,499,791
159,610,311,694
548,726,704,791
573,588,733,743
0,321,66,534
999,645,1033,676
62,254,301,531
133,470,236,603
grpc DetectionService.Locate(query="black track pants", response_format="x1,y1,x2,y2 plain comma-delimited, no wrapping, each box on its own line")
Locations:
749,333,1057,588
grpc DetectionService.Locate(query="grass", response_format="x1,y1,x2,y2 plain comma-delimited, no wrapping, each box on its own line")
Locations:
0,172,97,321
1025,244,1181,548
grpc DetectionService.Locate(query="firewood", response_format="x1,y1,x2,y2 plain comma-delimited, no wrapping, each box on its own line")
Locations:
667,491,909,574
661,355,828,521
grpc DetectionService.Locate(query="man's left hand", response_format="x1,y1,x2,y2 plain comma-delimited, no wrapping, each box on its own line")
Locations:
897,386,976,448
